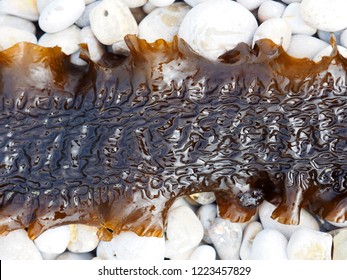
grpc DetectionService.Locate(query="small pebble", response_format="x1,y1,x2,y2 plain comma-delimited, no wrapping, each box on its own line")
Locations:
120,0,147,8
236,0,268,11
0,229,42,260
97,231,165,260
0,26,37,50
89,0,138,45
0,14,36,33
75,1,100,28
142,1,156,13
259,200,319,239
178,0,258,60
189,192,215,205
197,203,217,244
36,0,54,13
251,229,288,260
339,30,347,49
287,34,329,59
139,2,190,42
258,0,286,22
183,0,209,6
282,3,316,35
34,225,71,254
331,229,347,260
0,0,39,21
80,26,105,62
165,205,204,259
239,221,263,260
149,0,175,8
208,218,243,260
300,0,347,32
281,0,302,3
84,0,97,4
67,224,99,253
287,228,332,260
39,0,85,33
56,251,95,260
317,29,343,45
40,251,60,260
313,45,347,62
252,18,292,50
38,25,81,55
189,245,216,260
169,247,196,260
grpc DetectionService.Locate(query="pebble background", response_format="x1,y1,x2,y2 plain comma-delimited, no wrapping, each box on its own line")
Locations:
0,0,347,260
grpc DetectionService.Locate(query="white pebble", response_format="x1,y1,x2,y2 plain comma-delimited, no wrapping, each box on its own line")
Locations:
313,45,347,62
332,229,347,260
169,247,196,260
287,228,332,260
40,251,60,260
0,0,39,21
282,0,302,3
165,205,204,259
75,1,100,28
39,0,85,33
253,18,292,50
251,229,288,260
236,0,268,11
84,0,97,4
287,35,329,59
89,0,138,45
139,2,190,42
149,0,175,8
67,224,99,253
142,1,156,13
37,0,54,13
120,0,147,8
178,0,258,60
183,0,210,7
189,192,216,205
70,50,87,66
318,29,343,45
339,29,347,49
0,26,37,50
259,200,319,239
282,3,316,35
189,245,216,260
111,40,130,55
258,1,286,22
240,221,263,260
0,229,42,260
34,225,71,254
0,14,36,33
300,0,347,32
197,203,217,244
56,251,94,260
208,218,243,260
38,25,81,55
97,231,165,260
80,26,105,62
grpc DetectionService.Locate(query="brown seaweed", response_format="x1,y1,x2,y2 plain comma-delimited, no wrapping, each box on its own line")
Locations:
0,35,347,241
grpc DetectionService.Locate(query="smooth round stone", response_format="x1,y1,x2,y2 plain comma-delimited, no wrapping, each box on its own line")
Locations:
165,205,204,258
70,50,87,66
0,229,42,260
97,231,165,260
313,45,347,62
139,3,190,43
189,192,215,205
170,196,198,212
89,0,138,45
0,0,39,21
251,229,288,260
318,29,343,45
178,0,258,60
339,29,347,49
111,40,130,55
258,200,319,239
56,252,95,260
38,25,81,55
197,203,217,244
120,0,147,8
37,0,54,13
149,0,175,7
84,0,97,4
287,35,329,59
287,228,332,260
0,14,36,33
80,26,105,62
240,221,263,260
331,229,347,260
67,224,99,253
0,26,37,50
258,1,286,22
189,245,216,260
282,3,316,35
39,0,85,33
40,252,60,260
282,0,302,3
169,247,196,260
208,218,243,260
300,0,347,32
143,1,156,13
253,18,292,51
183,0,210,7
236,0,268,11
34,225,71,254
75,1,100,28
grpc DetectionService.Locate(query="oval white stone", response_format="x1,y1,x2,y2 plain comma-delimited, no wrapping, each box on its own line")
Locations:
253,18,292,51
258,200,319,239
196,203,217,244
120,0,147,8
240,221,263,260
282,3,316,35
318,29,343,45
0,229,42,260
183,0,210,7
236,0,268,11
80,26,105,62
39,0,85,33
287,35,329,59
56,251,95,260
38,25,81,55
0,0,39,21
89,0,138,45
139,2,190,43
300,0,347,32
331,229,347,260
189,245,216,260
258,1,286,22
178,0,258,60
0,26,37,50
37,0,54,13
339,29,347,49
149,0,175,7
75,1,100,28
251,229,288,260
0,14,36,33
313,45,347,62
34,225,71,254
282,0,302,3
287,228,332,260
67,224,100,253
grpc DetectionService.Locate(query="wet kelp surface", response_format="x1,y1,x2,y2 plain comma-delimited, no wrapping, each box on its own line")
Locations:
0,36,346,240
